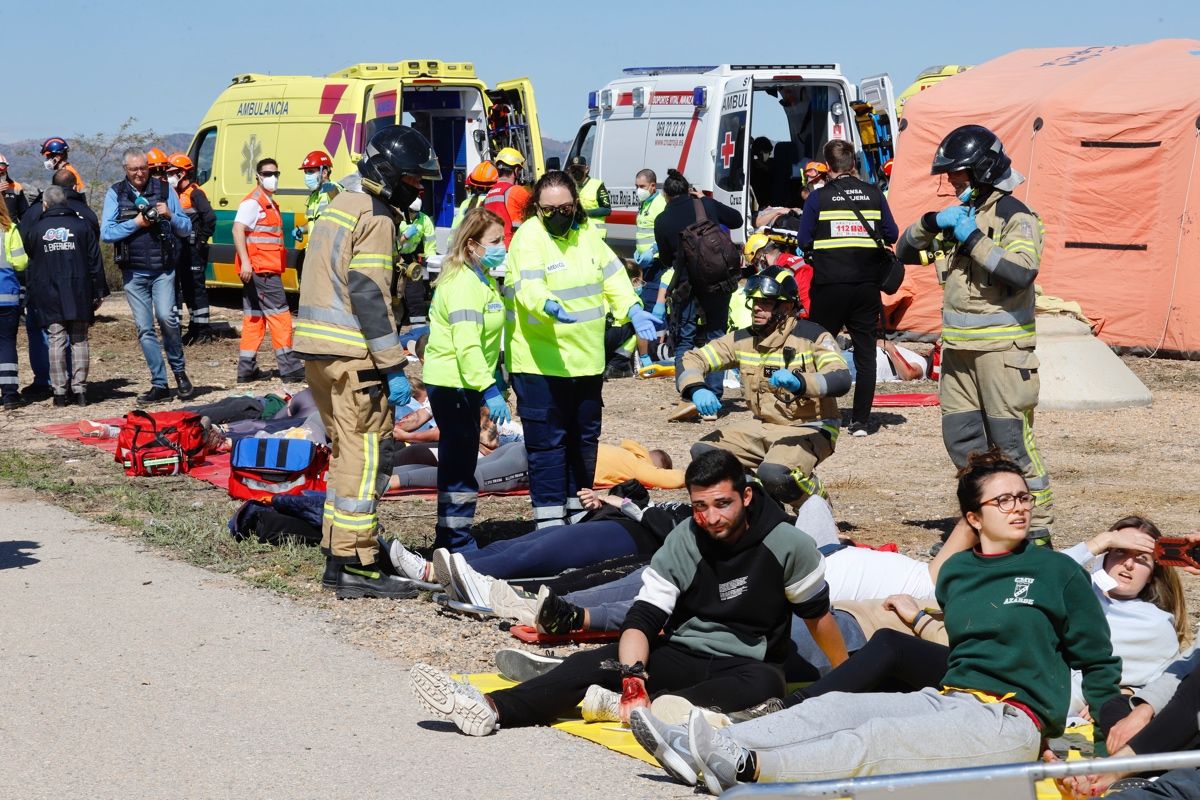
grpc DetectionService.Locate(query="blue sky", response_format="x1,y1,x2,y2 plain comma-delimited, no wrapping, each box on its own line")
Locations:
3,0,1195,143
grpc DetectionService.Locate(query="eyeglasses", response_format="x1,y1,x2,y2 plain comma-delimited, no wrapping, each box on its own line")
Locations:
259,171,281,178
538,202,576,217
979,492,1035,512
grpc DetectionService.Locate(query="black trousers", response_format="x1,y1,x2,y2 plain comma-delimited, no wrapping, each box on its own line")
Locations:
489,638,786,728
787,629,948,706
809,281,882,426
1127,666,1200,755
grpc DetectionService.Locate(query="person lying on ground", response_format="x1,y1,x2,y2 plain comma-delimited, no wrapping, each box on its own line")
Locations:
630,448,1123,795
407,448,848,736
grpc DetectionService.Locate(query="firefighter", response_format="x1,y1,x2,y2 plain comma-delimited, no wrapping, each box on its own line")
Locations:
293,150,340,243
896,124,1052,543
393,194,436,326
166,153,217,344
505,170,656,529
632,167,667,367
294,125,439,598
677,267,851,508
40,138,84,195
449,160,499,244
743,232,812,317
484,147,531,248
567,156,611,239
232,157,304,383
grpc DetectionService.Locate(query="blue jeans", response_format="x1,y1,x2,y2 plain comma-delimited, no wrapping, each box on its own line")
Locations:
24,306,50,386
673,289,730,398
123,269,184,387
463,520,638,580
510,372,603,528
428,384,484,553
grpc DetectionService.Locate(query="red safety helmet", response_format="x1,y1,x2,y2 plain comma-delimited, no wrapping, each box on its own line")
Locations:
300,150,333,170
146,147,168,169
882,159,894,179
167,153,194,172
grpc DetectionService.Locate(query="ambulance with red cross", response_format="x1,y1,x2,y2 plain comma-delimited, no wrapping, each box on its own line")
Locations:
188,60,544,290
565,64,895,254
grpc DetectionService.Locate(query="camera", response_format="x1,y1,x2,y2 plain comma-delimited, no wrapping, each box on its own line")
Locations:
134,196,160,224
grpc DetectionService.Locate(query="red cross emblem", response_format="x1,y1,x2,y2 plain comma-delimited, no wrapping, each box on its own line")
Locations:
720,131,737,169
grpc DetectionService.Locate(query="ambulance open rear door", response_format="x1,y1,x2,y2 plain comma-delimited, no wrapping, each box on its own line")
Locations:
711,74,752,243
854,74,896,184
490,78,545,179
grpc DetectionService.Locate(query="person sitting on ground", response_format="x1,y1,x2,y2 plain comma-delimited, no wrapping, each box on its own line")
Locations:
631,448,1123,795
408,448,848,735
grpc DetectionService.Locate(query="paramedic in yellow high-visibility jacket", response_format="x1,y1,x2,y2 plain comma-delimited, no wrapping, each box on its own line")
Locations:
504,170,659,529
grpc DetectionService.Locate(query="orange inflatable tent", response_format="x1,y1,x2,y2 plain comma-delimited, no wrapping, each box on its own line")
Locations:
887,40,1200,357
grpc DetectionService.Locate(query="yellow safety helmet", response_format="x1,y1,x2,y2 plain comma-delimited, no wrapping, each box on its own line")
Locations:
494,147,526,168
743,232,772,260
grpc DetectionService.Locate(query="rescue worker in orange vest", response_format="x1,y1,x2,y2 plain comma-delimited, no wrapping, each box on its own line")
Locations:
294,125,440,598
232,157,304,383
484,147,531,248
166,153,217,344
146,148,169,181
40,138,85,197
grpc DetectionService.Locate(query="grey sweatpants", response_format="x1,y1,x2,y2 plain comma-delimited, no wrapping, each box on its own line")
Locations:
728,687,1041,783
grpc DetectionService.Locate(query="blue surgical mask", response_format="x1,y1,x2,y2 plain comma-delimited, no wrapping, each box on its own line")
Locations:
958,186,974,204
304,172,321,191
478,244,507,269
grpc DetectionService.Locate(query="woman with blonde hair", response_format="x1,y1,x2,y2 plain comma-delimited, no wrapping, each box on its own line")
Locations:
0,200,29,410
415,207,509,553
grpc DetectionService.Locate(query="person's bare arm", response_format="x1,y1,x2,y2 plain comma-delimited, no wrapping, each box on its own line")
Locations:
804,611,849,668
395,408,432,432
928,517,978,584
882,340,925,381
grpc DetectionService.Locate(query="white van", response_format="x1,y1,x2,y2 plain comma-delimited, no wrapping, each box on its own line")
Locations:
565,64,895,253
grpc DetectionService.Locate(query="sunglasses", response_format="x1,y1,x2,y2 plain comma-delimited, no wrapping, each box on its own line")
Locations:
539,203,576,216
259,171,281,178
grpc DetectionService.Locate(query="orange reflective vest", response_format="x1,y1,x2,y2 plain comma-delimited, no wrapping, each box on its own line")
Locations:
237,188,284,275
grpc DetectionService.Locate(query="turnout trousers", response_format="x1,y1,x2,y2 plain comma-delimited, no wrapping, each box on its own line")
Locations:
692,418,834,507
427,384,484,553
240,272,301,378
940,345,1052,539
305,355,395,566
511,372,603,529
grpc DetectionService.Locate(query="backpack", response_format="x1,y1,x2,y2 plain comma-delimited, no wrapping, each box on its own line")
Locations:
114,410,207,477
677,198,741,294
228,437,329,502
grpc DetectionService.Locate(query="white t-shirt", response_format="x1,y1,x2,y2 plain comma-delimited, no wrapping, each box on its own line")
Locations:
234,198,268,229
876,345,929,382
825,547,936,602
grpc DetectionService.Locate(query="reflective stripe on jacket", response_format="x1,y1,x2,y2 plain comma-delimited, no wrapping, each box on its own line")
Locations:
635,192,666,256
423,264,505,390
239,188,284,275
0,225,28,306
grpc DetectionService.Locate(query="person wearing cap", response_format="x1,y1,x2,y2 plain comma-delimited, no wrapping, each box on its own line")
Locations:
393,194,437,327
0,154,28,221
566,156,611,239
484,147,532,248
676,266,850,509
294,151,340,244
165,154,217,344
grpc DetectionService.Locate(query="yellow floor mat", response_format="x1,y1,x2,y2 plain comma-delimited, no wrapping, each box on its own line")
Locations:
457,674,1089,796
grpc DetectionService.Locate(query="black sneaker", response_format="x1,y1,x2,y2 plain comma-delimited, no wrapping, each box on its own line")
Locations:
534,584,585,635
728,697,786,722
174,371,194,400
236,368,269,384
2,395,22,411
603,360,635,380
137,386,172,406
280,369,307,384
331,564,420,600
52,394,70,407
22,383,53,402
848,421,870,438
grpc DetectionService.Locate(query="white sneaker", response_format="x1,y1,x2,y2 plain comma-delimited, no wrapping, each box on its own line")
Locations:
494,648,562,682
650,694,731,728
489,580,538,624
448,552,494,609
409,663,499,736
431,548,458,601
581,684,621,723
688,707,748,795
385,540,438,588
630,708,699,786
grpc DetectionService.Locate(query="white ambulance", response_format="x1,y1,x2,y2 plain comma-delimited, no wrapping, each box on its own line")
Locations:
564,64,895,254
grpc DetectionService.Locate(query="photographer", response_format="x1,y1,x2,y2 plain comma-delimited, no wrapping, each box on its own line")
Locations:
101,148,194,404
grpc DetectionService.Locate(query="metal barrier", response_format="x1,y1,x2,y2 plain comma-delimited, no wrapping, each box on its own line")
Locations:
721,751,1200,799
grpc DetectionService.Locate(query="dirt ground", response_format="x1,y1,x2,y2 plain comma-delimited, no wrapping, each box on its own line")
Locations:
2,296,1199,673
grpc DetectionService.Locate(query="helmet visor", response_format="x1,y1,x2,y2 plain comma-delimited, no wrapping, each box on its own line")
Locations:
745,274,791,301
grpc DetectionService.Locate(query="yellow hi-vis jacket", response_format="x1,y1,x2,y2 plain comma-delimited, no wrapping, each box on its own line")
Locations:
293,190,406,372
504,217,640,377
423,263,505,391
897,188,1043,352
578,177,609,238
635,191,666,257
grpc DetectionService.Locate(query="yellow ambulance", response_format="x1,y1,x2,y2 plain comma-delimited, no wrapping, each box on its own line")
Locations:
895,65,972,119
187,59,544,290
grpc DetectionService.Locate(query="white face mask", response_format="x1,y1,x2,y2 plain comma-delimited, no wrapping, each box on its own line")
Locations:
409,197,422,213
44,158,56,171
260,175,278,192
167,175,180,188
635,187,651,203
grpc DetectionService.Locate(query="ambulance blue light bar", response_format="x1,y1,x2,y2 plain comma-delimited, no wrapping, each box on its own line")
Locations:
588,91,598,110
622,66,718,76
692,87,708,109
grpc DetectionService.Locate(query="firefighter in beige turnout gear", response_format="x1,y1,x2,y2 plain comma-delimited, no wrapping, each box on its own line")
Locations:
896,124,1052,542
677,267,851,508
294,126,441,599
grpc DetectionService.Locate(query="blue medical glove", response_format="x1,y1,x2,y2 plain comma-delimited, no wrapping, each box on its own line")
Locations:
482,384,511,425
292,225,305,241
628,304,660,341
769,369,803,393
691,388,721,417
493,368,508,397
543,300,577,323
952,208,978,242
633,248,651,267
651,301,666,320
639,353,653,368
386,371,412,407
402,224,419,239
935,205,968,230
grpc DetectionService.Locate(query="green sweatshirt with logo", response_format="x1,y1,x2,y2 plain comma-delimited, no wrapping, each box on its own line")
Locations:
936,541,1123,741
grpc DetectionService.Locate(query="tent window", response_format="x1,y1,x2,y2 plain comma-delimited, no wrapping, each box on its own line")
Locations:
1065,242,1148,251
1080,141,1161,148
